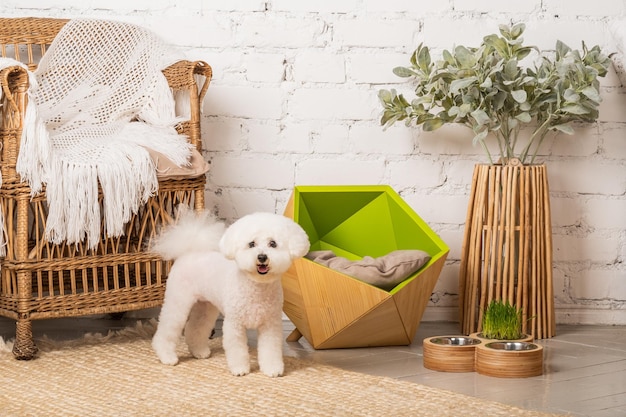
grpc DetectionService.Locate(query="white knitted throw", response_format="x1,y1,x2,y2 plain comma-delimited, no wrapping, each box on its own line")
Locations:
6,19,193,250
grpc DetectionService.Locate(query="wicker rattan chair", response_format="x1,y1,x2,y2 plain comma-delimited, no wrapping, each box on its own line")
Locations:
0,17,212,359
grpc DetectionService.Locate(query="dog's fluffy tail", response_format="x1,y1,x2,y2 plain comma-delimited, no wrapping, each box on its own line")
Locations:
150,206,226,260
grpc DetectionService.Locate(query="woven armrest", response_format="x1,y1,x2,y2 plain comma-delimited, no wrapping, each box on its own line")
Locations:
162,60,212,100
0,17,67,183
0,65,32,183
161,60,213,150
0,65,29,112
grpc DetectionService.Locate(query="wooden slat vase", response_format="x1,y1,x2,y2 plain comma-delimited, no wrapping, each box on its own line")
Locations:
459,162,555,339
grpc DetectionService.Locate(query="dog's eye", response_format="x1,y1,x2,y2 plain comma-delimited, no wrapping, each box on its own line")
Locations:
248,241,255,248
269,240,277,248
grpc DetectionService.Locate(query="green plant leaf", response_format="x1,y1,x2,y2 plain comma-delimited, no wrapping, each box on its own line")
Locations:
514,46,534,60
556,40,572,59
511,90,527,103
470,109,491,126
493,91,507,110
450,77,478,94
380,110,397,126
561,104,589,115
459,103,472,117
480,77,493,88
423,118,444,131
504,59,519,78
551,123,575,134
581,86,601,102
392,91,410,107
378,89,392,102
510,22,525,39
498,24,512,39
484,34,509,58
564,88,580,103
409,45,420,68
417,45,431,71
454,45,476,68
393,66,416,78
515,112,531,123
472,129,489,146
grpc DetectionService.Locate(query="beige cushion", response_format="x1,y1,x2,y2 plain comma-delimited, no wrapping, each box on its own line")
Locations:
147,147,210,180
305,249,431,291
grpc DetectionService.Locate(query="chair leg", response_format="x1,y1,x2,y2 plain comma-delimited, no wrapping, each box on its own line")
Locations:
13,319,38,360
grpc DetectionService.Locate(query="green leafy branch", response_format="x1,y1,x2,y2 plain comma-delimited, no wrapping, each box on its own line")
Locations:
379,23,611,165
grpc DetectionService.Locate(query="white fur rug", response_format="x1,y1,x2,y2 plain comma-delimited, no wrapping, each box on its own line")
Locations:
0,320,564,417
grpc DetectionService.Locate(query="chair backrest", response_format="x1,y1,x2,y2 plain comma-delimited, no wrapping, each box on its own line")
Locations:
0,17,68,70
0,17,211,182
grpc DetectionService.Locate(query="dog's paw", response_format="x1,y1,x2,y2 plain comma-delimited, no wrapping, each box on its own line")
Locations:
260,362,284,378
229,364,251,377
156,351,179,366
189,346,211,360
152,336,178,365
261,367,284,378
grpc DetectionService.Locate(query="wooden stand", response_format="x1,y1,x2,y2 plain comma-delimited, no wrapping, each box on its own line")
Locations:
422,336,481,372
475,342,544,378
459,162,555,339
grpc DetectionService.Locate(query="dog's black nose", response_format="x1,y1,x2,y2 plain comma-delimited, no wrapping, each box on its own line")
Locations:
257,254,268,263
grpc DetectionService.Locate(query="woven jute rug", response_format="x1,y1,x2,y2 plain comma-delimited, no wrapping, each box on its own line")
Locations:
0,320,564,417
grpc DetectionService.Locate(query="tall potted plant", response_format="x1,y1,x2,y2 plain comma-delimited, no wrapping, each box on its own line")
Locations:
379,23,610,338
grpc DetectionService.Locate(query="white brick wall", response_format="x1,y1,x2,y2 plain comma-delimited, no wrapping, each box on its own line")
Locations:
3,0,625,325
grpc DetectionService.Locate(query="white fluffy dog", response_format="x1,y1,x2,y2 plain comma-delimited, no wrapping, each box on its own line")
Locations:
151,208,310,377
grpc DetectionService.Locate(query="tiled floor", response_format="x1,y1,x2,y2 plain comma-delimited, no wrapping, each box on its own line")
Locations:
1,316,624,417
282,321,626,417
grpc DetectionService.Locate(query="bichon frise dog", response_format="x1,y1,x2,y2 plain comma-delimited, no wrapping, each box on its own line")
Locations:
151,208,310,377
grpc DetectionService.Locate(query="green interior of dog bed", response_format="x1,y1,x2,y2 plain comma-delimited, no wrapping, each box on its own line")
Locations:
292,185,449,293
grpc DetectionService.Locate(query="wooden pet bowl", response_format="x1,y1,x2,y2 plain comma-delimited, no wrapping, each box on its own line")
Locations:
423,336,482,372
475,341,544,378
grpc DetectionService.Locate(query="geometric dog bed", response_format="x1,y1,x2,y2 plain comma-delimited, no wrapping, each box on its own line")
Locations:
282,185,449,349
